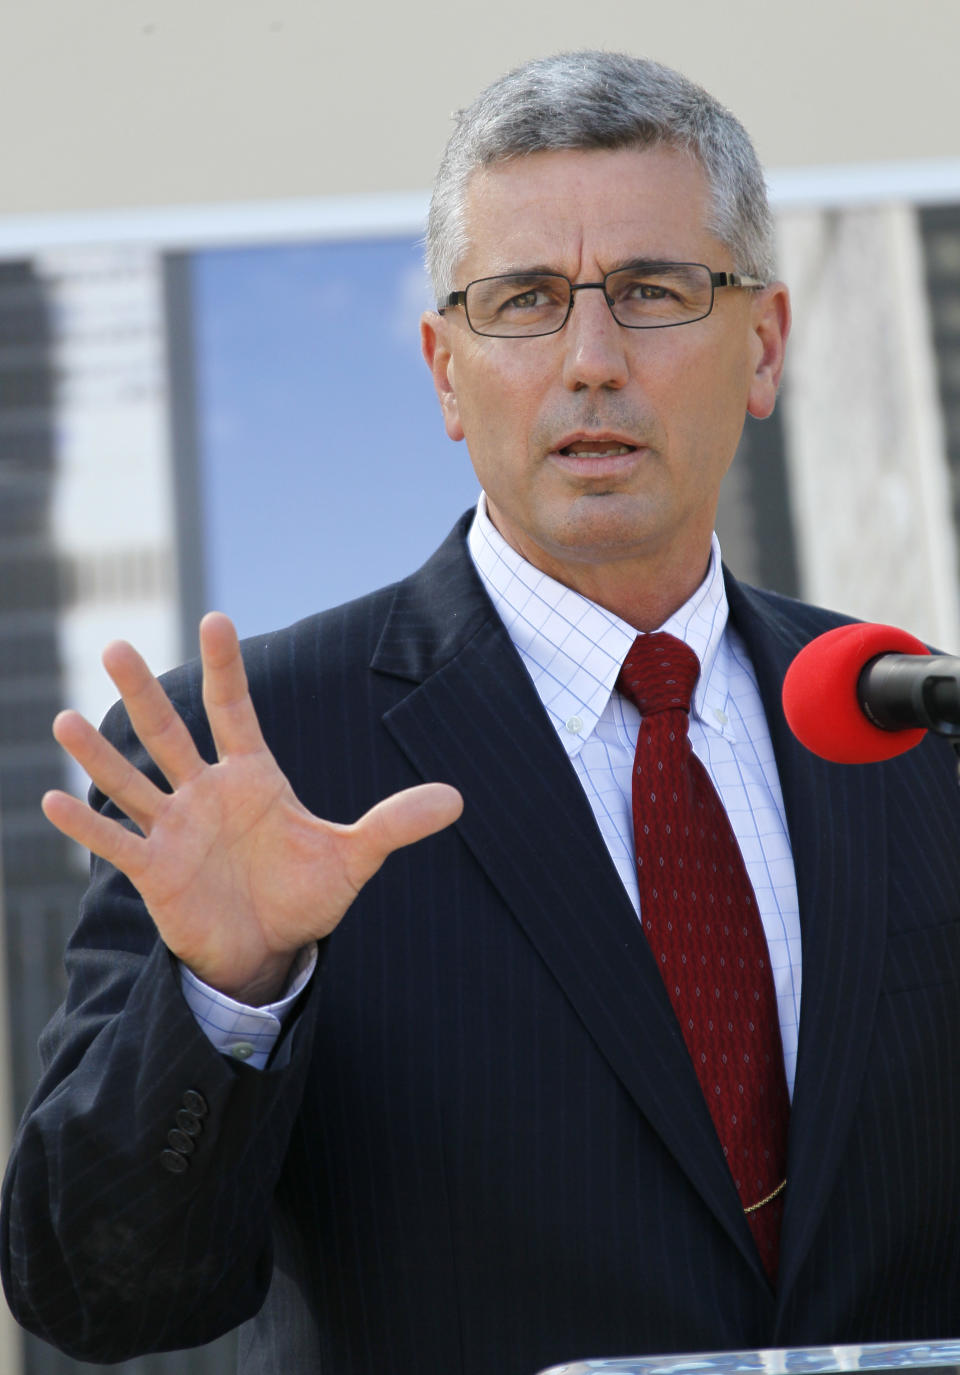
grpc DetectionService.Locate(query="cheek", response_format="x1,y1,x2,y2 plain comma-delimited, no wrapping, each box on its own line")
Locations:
458,360,542,452
658,344,750,445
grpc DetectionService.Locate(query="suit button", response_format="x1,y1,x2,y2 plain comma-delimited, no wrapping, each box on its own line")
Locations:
161,1149,189,1174
182,1090,208,1118
175,1109,203,1136
167,1128,196,1155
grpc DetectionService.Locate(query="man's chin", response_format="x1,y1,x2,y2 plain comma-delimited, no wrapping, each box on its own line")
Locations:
547,495,671,557
486,492,681,568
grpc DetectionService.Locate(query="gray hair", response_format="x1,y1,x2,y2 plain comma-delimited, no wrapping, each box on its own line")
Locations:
425,51,775,300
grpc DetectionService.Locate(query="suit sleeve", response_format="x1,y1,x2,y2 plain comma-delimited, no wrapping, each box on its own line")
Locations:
0,675,322,1363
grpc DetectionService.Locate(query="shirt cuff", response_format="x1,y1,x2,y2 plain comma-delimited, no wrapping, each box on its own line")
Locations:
179,945,318,1070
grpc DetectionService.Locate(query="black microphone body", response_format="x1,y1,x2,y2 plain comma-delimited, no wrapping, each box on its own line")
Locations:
859,654,960,735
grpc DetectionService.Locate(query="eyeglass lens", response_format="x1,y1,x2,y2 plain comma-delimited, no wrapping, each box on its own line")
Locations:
464,264,715,336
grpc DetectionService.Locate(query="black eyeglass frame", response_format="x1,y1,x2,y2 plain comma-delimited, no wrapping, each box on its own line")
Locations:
437,262,767,337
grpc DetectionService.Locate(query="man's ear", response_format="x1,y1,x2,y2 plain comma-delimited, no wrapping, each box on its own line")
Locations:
746,282,791,420
421,312,465,442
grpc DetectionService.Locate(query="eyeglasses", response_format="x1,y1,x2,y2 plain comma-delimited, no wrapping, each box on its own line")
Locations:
438,261,765,338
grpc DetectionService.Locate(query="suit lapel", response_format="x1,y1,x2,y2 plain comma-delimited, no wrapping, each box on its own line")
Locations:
727,577,890,1308
373,519,763,1276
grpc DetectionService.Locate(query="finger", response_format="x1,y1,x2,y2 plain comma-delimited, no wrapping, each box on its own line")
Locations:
102,640,205,789
346,783,463,887
199,612,268,758
42,788,148,879
52,709,164,833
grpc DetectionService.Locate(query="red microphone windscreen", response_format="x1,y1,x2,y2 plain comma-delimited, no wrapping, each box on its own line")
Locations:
782,622,930,763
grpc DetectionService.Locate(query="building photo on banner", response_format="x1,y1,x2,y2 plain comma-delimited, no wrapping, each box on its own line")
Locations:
1,24,960,1375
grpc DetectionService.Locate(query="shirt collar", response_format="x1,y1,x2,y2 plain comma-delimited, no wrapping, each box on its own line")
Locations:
467,495,734,751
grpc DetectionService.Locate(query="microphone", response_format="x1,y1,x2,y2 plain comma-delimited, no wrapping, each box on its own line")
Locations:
782,622,960,764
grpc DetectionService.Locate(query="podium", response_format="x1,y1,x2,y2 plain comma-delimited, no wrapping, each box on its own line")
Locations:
537,1338,960,1375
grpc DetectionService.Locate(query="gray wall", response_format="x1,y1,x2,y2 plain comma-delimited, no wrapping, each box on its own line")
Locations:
1,0,958,218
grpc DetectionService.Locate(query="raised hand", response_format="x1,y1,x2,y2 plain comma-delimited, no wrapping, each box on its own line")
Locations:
41,612,463,1005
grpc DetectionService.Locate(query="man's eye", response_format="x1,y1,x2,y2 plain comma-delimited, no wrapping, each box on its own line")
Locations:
504,289,549,310
626,281,672,301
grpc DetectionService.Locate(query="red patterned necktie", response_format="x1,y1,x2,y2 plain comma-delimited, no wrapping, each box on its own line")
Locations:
617,632,790,1283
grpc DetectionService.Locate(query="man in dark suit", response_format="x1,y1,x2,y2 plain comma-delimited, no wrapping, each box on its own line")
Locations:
3,50,960,1375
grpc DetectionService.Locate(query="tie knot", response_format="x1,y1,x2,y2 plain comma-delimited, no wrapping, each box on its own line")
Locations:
617,632,700,716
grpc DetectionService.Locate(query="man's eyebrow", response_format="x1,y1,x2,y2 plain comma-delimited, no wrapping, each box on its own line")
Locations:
482,264,564,277
484,257,683,279
611,257,682,271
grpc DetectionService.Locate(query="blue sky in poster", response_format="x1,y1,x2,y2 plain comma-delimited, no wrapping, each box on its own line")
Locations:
190,236,480,639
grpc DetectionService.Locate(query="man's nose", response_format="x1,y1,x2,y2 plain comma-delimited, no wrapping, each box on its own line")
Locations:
560,284,630,391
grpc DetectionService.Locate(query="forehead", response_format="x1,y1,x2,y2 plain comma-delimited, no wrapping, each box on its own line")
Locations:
459,145,723,279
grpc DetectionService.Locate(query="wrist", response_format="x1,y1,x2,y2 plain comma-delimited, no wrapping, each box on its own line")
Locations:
187,952,298,1007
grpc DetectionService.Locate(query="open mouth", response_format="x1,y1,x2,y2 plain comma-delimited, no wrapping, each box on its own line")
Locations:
558,442,636,458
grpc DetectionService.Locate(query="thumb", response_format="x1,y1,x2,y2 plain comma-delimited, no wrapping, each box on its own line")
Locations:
346,783,463,886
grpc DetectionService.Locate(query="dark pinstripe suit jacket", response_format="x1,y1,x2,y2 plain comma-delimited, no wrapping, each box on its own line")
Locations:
3,513,960,1373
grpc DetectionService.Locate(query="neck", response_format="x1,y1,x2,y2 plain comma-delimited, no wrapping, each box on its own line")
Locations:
485,516,714,632
563,551,712,631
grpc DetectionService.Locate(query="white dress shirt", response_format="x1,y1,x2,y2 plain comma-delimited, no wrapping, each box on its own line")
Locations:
183,497,803,1094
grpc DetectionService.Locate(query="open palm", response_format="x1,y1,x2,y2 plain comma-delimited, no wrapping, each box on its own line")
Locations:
42,612,463,1005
